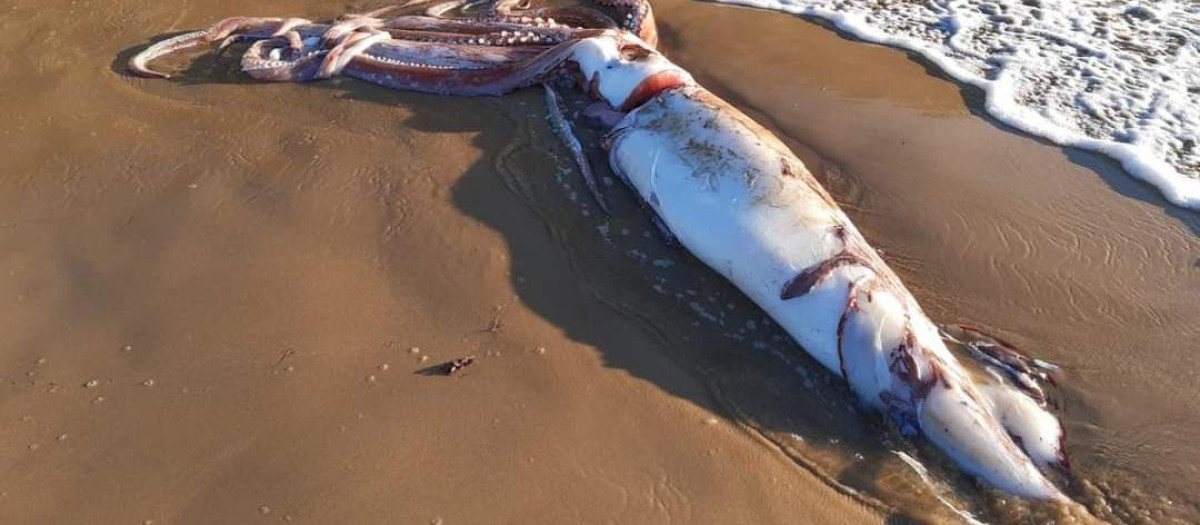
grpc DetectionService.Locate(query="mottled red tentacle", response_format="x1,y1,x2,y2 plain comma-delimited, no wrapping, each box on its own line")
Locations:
337,36,591,96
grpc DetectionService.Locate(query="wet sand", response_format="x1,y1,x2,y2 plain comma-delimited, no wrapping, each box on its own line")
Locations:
0,0,1196,523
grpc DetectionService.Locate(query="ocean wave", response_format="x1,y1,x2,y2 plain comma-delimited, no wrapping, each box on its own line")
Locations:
705,0,1200,209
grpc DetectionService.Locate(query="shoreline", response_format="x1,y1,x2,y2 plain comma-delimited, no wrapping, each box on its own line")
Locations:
696,0,1200,210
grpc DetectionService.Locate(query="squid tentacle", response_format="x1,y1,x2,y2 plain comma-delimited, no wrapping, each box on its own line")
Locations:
318,29,393,79
321,17,386,46
330,34,601,96
543,84,610,213
380,16,581,42
271,18,313,38
491,7,618,30
128,17,293,79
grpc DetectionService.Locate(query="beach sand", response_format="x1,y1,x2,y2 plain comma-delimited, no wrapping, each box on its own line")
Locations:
0,0,1196,523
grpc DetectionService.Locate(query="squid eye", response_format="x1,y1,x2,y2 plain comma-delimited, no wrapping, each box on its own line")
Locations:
619,43,652,62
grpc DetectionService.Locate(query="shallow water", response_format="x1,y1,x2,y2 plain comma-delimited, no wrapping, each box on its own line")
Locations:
1,0,1198,523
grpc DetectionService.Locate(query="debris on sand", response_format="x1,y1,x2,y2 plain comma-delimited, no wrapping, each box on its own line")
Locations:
418,355,478,376
444,355,476,375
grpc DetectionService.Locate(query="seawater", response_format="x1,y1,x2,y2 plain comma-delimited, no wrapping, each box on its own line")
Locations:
706,0,1200,209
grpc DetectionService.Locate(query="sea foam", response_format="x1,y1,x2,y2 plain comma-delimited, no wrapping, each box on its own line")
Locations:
707,0,1200,209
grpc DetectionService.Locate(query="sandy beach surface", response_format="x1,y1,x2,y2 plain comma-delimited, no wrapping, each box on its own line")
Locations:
1,0,1196,523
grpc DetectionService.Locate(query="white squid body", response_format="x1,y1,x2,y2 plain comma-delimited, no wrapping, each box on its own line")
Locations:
568,36,1067,500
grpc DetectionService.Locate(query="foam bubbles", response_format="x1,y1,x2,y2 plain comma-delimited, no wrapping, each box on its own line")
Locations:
709,0,1200,208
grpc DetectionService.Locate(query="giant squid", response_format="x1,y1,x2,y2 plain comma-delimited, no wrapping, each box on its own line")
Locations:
127,0,1071,501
